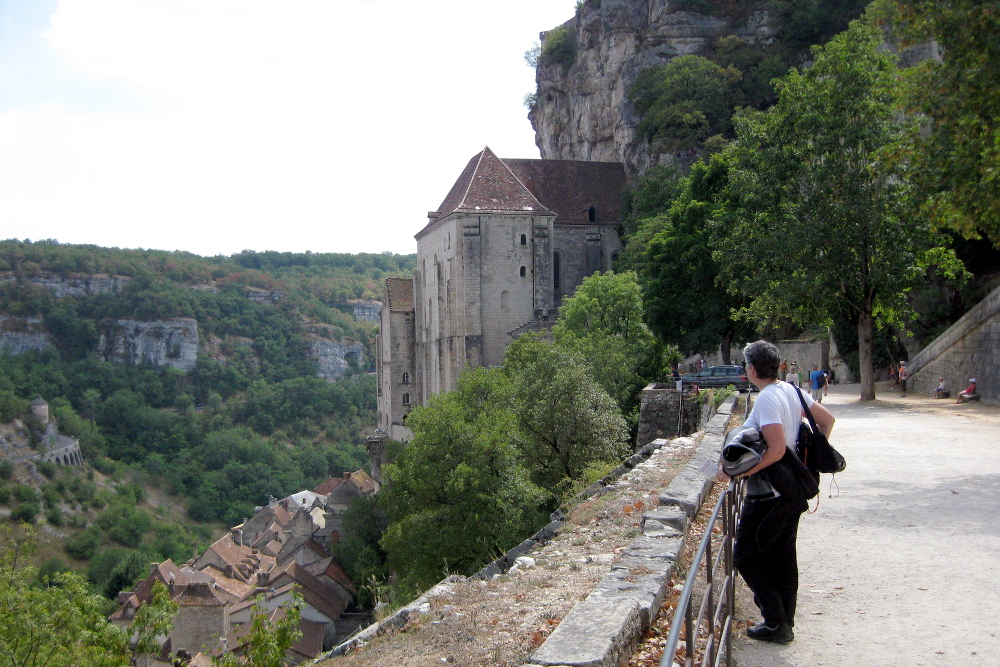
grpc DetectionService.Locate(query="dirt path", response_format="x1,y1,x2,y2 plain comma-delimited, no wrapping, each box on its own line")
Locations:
735,384,1000,667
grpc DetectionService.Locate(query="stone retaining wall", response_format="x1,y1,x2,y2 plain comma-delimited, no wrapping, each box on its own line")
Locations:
906,282,1000,402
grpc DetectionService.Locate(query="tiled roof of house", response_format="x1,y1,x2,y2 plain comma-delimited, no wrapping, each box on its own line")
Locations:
384,277,414,313
199,565,255,602
503,157,626,224
322,558,358,596
175,582,227,607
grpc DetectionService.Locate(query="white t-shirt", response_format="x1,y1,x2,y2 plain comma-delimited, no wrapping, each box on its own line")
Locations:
743,381,814,496
745,381,815,451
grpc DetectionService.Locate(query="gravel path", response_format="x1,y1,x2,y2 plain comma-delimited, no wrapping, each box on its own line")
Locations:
735,384,1000,667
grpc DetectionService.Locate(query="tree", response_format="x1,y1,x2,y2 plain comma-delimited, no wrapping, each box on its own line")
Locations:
129,581,179,665
214,594,302,667
717,19,964,400
872,0,1000,246
552,271,663,418
626,156,754,363
503,334,630,490
0,524,131,667
629,55,743,152
380,368,548,593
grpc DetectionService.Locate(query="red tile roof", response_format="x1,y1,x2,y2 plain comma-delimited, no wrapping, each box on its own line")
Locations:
384,277,414,313
418,148,626,240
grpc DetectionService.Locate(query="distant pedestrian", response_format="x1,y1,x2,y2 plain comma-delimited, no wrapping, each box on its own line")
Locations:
786,361,800,387
809,364,827,402
888,363,897,384
898,362,908,397
779,359,789,377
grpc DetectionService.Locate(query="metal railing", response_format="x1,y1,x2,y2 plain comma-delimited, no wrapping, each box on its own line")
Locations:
659,392,751,667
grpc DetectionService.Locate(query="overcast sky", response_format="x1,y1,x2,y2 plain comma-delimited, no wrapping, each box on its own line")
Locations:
0,0,578,257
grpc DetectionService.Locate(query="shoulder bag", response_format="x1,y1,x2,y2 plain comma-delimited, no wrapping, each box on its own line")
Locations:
791,386,846,475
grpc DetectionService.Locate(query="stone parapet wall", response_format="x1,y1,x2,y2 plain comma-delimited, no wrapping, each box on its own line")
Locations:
635,383,714,449
907,283,1000,402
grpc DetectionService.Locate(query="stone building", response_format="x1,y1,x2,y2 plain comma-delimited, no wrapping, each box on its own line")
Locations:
375,147,625,445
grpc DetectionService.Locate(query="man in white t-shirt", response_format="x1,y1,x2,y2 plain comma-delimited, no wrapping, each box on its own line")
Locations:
716,340,835,644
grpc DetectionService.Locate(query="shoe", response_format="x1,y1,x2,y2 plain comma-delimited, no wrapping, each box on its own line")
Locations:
747,622,794,644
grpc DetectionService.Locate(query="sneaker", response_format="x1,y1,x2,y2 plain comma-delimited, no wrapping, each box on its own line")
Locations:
746,622,794,644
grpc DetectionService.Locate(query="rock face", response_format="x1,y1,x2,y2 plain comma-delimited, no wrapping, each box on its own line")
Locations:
530,0,772,173
0,316,52,355
0,272,129,297
306,333,365,382
100,318,200,371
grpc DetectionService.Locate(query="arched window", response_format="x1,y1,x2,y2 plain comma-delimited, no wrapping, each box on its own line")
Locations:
611,251,620,268
520,233,527,246
402,372,410,384
588,205,597,222
402,393,410,405
519,266,527,277
553,251,562,290
501,290,510,311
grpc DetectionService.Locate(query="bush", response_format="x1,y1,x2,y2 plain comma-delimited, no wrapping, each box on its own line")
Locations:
12,484,37,504
541,24,576,69
37,461,57,479
11,502,39,523
65,528,101,560
46,506,64,526
0,459,13,481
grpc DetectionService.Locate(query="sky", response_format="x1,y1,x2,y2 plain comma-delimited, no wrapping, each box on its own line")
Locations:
0,0,578,257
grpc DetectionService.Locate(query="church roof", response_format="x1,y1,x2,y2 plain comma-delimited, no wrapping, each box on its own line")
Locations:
503,158,625,224
423,147,551,226
384,277,414,313
419,147,626,239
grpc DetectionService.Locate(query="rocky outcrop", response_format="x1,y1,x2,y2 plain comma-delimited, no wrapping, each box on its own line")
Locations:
530,0,773,173
0,272,129,297
100,318,200,371
306,334,365,382
0,316,52,355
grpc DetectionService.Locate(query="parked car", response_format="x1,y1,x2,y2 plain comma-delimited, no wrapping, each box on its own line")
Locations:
680,365,752,392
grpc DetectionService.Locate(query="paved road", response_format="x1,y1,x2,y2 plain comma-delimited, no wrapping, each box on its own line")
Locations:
734,383,1000,667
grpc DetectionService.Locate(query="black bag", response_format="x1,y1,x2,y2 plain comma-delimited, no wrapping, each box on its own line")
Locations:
791,387,846,474
762,447,819,512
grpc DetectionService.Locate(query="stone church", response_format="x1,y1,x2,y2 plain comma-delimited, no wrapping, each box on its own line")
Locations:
374,147,625,446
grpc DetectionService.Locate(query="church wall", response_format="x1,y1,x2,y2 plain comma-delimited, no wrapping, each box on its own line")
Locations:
376,290,415,441
552,223,622,305
415,217,462,398
478,214,553,367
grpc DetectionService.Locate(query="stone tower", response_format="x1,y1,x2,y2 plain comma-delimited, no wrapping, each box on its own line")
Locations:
375,147,625,445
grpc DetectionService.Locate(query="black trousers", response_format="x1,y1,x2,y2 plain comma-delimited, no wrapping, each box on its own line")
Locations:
734,495,803,628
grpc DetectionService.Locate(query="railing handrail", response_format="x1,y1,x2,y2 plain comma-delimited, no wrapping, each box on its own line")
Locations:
659,391,752,667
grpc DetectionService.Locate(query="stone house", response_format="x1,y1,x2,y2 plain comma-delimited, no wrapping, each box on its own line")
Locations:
375,147,625,444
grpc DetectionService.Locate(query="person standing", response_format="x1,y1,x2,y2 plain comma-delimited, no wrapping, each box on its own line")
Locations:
809,364,827,403
898,362,909,397
786,361,800,387
716,340,836,643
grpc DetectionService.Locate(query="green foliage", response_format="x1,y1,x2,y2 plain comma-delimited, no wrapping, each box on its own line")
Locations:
629,55,743,151
381,368,548,592
130,581,179,664
716,19,966,398
0,459,13,481
503,334,630,491
336,495,389,608
540,24,576,69
872,0,1000,247
552,271,664,421
214,593,302,667
0,524,130,667
625,155,755,359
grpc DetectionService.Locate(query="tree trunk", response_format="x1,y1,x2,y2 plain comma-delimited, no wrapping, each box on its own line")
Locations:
720,332,733,365
858,308,876,400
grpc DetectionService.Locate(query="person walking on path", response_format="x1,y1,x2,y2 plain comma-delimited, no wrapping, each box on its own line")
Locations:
898,362,908,397
809,364,827,403
717,340,835,644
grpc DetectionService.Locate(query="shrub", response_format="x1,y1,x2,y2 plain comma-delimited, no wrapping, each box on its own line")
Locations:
11,502,39,523
37,461,57,479
46,506,64,526
541,24,576,69
65,528,101,560
0,459,13,481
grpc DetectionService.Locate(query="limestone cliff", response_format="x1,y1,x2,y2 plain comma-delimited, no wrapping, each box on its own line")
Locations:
530,0,773,173
0,272,129,297
100,319,201,372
